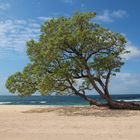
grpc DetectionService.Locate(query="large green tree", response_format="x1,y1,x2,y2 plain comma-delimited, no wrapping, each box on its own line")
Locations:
6,12,140,109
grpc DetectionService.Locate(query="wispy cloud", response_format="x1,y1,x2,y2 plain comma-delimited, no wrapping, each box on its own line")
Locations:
110,73,140,94
0,17,52,58
37,16,53,21
111,10,127,18
0,19,39,55
123,41,140,60
120,34,140,60
96,10,113,23
96,10,127,23
0,3,10,11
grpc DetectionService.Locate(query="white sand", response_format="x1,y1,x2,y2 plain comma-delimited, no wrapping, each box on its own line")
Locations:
0,105,140,140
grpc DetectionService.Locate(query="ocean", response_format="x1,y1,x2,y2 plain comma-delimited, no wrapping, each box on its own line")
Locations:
0,94,140,105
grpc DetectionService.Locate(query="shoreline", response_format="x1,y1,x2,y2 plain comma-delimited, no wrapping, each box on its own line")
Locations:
0,105,140,140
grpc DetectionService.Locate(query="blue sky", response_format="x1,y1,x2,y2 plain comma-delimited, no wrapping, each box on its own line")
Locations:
0,0,140,95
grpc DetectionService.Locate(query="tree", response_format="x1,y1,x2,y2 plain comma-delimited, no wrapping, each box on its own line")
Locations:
6,12,140,109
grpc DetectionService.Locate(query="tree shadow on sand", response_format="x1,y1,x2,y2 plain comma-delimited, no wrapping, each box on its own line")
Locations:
22,106,140,117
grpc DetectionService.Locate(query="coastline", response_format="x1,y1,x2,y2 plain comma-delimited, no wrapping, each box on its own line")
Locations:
0,94,140,106
0,105,140,140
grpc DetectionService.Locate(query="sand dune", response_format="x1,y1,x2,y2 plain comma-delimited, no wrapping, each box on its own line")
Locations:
0,105,140,140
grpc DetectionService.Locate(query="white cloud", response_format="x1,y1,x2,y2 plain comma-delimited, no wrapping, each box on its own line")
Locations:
0,3,10,11
112,10,127,18
0,16,56,58
0,17,55,58
110,73,140,94
38,16,53,21
96,10,127,23
96,10,113,23
122,40,140,60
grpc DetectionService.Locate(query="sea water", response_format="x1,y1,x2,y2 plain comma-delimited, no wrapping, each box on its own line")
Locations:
0,94,140,105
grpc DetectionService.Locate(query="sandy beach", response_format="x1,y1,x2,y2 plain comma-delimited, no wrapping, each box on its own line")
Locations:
0,105,140,140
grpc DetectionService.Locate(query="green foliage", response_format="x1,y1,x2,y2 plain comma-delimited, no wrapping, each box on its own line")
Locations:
6,12,127,96
5,71,36,96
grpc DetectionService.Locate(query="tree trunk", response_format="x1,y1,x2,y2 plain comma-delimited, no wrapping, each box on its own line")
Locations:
94,86,140,110
74,92,102,106
92,81,140,110
67,78,102,106
107,98,140,110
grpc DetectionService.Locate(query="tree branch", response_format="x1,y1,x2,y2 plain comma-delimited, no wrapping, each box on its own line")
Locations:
105,69,111,89
66,78,99,105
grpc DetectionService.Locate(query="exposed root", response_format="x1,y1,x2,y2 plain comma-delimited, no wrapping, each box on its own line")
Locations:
108,100,140,110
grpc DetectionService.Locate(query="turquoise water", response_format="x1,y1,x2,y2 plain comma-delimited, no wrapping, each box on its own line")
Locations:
0,94,140,105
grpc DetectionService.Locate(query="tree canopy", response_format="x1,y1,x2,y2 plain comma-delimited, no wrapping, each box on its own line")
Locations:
6,12,133,108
